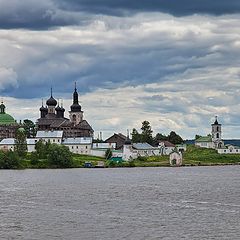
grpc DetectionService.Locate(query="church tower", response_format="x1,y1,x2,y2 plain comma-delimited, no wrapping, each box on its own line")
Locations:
69,83,83,125
211,116,223,148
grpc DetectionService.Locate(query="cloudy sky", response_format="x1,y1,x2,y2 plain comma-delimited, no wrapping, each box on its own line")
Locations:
1,0,240,139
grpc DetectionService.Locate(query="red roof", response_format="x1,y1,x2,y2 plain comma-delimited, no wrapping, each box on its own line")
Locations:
159,141,175,147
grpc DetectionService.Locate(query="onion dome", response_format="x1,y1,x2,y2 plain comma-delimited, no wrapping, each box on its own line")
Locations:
70,83,82,112
46,88,57,106
0,101,15,125
124,138,132,145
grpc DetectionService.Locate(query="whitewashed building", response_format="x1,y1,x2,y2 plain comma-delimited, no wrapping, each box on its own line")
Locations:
0,138,37,152
169,151,183,166
62,137,92,154
92,142,116,149
195,117,224,149
122,141,160,161
159,141,176,155
36,130,63,144
218,145,240,154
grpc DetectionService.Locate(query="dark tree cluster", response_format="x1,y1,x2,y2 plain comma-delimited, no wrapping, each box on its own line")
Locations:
131,121,184,146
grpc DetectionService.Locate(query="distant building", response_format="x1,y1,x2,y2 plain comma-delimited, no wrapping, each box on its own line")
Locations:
122,139,160,161
92,142,116,149
36,84,94,138
169,150,183,166
0,101,19,140
218,144,240,154
36,130,63,144
0,138,36,152
195,116,224,149
159,141,175,155
105,133,127,149
62,137,92,155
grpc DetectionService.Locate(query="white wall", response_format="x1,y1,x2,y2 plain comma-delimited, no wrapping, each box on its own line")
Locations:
64,144,91,154
218,148,240,154
195,142,214,149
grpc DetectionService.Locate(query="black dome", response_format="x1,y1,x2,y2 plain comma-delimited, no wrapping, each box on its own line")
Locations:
40,106,47,112
71,103,81,112
46,96,57,106
55,105,61,111
124,138,132,145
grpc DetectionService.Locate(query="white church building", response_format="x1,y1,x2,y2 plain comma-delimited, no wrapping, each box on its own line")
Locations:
195,116,224,149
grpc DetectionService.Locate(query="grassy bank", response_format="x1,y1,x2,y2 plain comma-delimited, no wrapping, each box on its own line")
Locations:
3,145,240,169
133,145,240,167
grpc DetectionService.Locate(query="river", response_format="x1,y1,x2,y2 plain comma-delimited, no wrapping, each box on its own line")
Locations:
0,166,240,239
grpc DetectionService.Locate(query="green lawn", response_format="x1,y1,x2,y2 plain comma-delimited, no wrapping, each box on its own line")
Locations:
183,145,240,165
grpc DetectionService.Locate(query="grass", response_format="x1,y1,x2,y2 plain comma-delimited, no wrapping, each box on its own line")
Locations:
7,145,240,169
183,145,240,165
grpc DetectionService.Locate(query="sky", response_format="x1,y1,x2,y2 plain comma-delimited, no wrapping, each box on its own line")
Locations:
1,0,240,139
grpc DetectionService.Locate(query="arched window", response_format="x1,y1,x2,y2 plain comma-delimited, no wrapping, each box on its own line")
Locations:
216,126,219,131
216,133,219,138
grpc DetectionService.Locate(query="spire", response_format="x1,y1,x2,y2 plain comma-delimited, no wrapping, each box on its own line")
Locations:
51,87,53,97
125,129,132,145
0,100,5,114
214,116,219,125
71,82,82,112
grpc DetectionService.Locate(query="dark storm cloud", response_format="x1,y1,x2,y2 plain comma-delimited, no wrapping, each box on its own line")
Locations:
1,0,240,29
57,0,240,16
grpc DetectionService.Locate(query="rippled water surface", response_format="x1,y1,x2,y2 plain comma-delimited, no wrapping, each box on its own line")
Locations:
0,166,240,240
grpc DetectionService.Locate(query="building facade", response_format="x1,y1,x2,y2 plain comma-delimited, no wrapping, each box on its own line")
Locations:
0,101,19,140
195,116,224,149
36,85,94,138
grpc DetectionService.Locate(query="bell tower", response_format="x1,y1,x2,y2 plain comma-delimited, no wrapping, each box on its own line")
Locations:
69,82,83,125
211,116,224,149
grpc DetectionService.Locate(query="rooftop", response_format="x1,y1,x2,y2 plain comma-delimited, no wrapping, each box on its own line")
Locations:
195,136,212,142
36,130,63,138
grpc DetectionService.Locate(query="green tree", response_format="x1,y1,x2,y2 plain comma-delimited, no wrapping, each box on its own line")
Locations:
48,144,73,168
195,135,202,140
153,133,168,146
105,148,113,159
131,128,141,143
168,131,183,144
0,150,20,169
35,140,46,159
14,128,27,157
23,119,36,138
141,120,153,144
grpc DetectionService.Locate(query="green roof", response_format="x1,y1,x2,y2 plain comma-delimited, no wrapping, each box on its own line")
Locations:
195,136,212,142
0,113,15,125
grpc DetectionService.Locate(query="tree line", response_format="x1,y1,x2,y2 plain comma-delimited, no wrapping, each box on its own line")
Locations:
0,128,73,169
131,120,183,146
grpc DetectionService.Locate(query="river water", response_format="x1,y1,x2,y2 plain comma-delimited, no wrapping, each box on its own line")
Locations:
0,166,239,240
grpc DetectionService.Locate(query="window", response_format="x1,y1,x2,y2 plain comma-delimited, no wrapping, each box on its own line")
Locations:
53,139,55,142
86,146,88,149
72,146,74,149
76,146,78,149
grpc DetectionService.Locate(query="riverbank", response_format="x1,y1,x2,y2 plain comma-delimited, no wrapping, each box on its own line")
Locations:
1,145,240,169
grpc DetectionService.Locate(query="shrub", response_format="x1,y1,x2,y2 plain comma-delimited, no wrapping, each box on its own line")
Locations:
0,150,20,169
105,148,113,159
47,144,73,168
